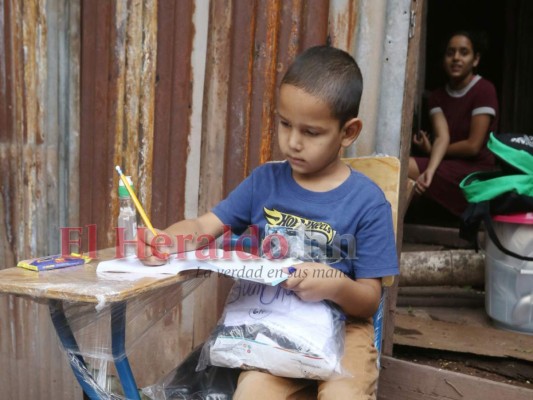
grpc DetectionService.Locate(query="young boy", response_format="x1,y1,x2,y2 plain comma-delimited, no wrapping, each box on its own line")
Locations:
142,45,399,399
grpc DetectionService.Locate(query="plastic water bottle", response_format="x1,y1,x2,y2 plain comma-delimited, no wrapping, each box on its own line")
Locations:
118,176,138,257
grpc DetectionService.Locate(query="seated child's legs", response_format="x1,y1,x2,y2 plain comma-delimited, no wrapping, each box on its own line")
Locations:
234,370,314,400
317,318,378,400
234,319,377,400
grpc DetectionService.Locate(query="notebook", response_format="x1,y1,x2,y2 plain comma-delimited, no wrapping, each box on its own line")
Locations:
96,249,300,286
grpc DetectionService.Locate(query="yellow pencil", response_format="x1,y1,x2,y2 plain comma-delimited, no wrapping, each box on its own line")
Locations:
115,166,157,236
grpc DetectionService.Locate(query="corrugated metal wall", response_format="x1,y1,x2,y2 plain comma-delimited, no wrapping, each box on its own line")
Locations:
0,1,415,398
0,0,82,398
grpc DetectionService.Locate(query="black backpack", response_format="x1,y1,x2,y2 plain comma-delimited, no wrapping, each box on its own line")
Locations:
460,133,533,261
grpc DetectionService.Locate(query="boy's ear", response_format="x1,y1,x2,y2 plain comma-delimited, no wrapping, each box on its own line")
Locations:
341,118,363,147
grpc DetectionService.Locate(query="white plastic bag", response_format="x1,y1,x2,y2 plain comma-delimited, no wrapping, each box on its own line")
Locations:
197,281,348,380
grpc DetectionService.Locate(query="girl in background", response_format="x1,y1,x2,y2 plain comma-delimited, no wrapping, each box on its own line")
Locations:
409,31,498,216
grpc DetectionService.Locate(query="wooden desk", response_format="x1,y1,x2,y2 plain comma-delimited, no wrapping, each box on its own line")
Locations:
0,249,199,303
0,250,200,399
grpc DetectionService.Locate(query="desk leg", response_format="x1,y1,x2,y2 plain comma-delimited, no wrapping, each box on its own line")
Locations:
49,300,108,400
111,302,141,400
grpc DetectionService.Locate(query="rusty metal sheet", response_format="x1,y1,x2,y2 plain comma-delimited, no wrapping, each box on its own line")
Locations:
138,0,158,224
197,0,233,214
0,0,13,143
80,0,159,246
249,0,282,168
329,0,359,53
78,0,332,239
0,0,15,266
1,1,84,398
79,0,115,250
152,0,194,228
221,0,329,196
222,0,256,194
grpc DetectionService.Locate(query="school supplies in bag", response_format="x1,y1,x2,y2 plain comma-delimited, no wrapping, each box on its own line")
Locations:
196,281,348,380
460,133,533,260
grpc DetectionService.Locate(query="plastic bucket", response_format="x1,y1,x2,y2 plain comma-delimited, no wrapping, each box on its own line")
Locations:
484,212,533,334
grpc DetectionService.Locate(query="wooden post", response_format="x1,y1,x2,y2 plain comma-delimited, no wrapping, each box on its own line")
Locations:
382,0,426,357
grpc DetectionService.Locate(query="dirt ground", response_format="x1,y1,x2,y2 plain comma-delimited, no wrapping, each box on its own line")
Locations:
393,345,533,390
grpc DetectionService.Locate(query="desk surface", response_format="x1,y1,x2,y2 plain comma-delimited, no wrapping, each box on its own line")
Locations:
0,249,195,303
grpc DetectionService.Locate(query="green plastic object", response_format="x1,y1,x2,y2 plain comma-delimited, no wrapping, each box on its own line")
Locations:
460,132,533,203
118,176,135,198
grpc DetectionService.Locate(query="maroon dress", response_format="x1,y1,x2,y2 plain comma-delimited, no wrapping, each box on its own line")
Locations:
415,75,498,216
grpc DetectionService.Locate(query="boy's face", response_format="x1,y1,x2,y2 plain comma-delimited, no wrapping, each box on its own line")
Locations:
277,84,359,181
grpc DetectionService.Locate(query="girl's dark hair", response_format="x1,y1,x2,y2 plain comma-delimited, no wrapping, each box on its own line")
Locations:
281,46,363,126
446,30,489,56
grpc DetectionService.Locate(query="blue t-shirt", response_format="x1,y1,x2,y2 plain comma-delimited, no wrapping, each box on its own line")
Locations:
212,161,399,280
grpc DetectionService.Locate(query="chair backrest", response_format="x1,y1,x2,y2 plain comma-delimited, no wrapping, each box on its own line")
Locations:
342,156,401,361
342,156,401,250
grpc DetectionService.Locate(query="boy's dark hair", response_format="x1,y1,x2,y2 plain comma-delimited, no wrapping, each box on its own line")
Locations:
281,45,363,126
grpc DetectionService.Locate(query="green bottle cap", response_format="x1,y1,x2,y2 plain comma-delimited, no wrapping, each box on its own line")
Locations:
118,176,134,198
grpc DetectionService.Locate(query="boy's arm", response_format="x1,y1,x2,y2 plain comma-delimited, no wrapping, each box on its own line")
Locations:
165,212,226,251
282,263,382,319
332,277,382,318
140,212,225,265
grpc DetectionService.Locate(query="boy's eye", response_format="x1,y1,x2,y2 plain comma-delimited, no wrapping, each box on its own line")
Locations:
306,130,319,136
280,120,290,127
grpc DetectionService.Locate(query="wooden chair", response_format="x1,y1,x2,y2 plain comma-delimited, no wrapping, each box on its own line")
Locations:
342,156,401,361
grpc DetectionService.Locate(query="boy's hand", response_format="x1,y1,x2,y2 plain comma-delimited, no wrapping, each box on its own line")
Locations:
281,262,348,302
138,228,173,266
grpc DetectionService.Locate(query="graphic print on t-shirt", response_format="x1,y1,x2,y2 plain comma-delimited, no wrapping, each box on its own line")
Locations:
263,207,346,264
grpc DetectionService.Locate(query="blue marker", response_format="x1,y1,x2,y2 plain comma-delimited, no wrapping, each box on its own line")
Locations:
288,266,296,274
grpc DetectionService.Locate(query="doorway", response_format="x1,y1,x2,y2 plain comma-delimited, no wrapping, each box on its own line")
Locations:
405,0,531,228
421,0,505,132
422,0,533,134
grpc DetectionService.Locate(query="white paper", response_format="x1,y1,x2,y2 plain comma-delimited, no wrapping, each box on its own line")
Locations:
96,249,299,285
